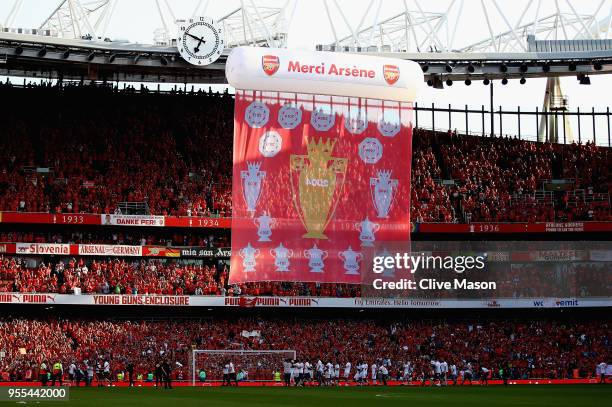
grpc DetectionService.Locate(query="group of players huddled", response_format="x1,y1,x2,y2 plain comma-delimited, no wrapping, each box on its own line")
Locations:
276,358,502,387
37,358,175,389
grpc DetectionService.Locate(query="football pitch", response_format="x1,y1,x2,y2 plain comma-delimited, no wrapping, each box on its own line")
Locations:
6,385,611,407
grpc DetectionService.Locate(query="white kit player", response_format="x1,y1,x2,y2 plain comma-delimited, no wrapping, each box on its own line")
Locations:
462,362,473,385
480,366,489,386
353,362,361,383
354,362,365,384
316,360,324,385
290,361,298,385
402,361,412,383
333,362,340,384
304,361,313,384
450,362,458,385
361,362,369,385
296,361,305,386
378,364,389,386
440,359,448,386
431,359,441,386
597,361,607,383
282,359,292,387
325,361,333,385
344,361,352,382
371,362,377,385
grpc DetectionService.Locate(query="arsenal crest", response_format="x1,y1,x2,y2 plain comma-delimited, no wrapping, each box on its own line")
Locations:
262,55,280,76
383,65,400,85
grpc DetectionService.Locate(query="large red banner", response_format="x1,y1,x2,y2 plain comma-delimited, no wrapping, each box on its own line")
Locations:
230,91,412,283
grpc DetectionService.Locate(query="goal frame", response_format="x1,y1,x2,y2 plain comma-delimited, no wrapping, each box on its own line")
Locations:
190,349,296,385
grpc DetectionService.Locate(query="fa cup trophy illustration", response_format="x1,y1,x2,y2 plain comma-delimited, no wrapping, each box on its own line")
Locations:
241,162,266,216
304,243,328,273
238,243,260,272
270,243,293,272
254,212,275,242
339,246,363,275
370,169,398,218
356,216,380,247
290,138,347,239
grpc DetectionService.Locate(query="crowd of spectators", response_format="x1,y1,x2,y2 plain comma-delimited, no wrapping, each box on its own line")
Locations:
0,255,608,299
0,257,223,295
0,256,361,298
0,317,608,382
411,129,456,222
431,129,610,222
0,82,608,223
0,82,232,217
0,230,229,248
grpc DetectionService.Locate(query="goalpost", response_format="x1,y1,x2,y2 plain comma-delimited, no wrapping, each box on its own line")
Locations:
190,349,296,385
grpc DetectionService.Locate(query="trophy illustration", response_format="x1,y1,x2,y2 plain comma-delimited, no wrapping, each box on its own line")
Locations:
339,246,362,275
304,243,328,273
270,243,293,272
345,107,368,135
290,138,347,239
238,243,260,272
356,216,380,247
370,170,398,218
241,162,266,216
377,109,401,138
254,212,275,242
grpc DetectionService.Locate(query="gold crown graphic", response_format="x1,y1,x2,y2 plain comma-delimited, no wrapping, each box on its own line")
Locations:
306,138,336,161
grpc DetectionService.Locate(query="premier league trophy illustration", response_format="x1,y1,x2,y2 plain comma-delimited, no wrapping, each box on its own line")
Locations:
270,243,293,272
254,212,275,242
356,216,380,247
370,169,398,218
241,162,266,216
238,243,260,272
290,138,347,239
304,243,328,273
339,246,362,275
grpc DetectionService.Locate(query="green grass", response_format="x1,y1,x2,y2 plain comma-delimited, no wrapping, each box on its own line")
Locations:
4,385,611,407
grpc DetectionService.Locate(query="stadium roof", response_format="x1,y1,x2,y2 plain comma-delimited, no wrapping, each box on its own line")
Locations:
1,0,612,83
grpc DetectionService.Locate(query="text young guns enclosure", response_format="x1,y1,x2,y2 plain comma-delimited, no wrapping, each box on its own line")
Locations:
226,47,422,284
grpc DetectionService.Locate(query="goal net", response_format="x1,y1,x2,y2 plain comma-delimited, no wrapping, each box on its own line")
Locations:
190,349,296,385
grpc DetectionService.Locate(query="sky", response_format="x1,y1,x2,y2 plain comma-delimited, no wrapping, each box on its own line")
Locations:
1,0,611,144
